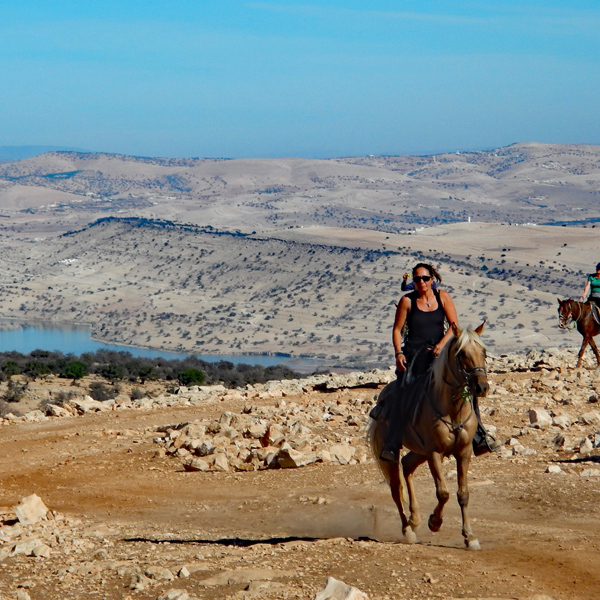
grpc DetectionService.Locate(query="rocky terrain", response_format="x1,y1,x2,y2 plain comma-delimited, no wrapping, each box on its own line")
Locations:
0,346,599,599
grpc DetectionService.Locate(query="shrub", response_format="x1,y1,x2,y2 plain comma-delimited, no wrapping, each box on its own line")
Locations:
88,382,117,402
177,368,205,386
62,361,88,381
4,380,27,403
130,388,145,400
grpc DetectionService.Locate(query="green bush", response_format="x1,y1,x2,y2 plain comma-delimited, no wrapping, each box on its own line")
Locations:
177,368,205,386
63,361,88,381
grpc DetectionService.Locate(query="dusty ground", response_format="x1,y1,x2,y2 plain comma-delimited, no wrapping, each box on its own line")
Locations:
1,356,599,600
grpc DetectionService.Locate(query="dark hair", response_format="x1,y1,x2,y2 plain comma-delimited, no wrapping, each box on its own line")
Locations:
596,263,600,270
412,262,442,283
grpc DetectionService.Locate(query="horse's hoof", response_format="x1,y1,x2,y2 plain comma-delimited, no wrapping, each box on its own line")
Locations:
403,529,418,544
428,515,442,533
466,538,481,551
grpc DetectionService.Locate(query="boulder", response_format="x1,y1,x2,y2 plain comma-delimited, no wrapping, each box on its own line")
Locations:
329,444,355,465
314,577,369,600
14,494,49,526
529,408,552,428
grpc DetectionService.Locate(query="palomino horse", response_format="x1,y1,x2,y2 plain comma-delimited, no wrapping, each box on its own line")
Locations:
368,323,488,550
557,298,600,368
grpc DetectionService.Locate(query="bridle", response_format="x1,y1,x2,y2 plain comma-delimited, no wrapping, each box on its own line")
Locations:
434,340,487,438
558,300,580,330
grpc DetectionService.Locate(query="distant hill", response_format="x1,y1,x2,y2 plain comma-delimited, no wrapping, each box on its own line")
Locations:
0,145,89,162
0,142,599,230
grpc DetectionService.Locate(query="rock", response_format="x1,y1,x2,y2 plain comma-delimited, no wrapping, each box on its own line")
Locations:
552,414,573,429
11,539,45,556
545,465,562,474
22,410,46,423
182,457,210,472
277,446,316,469
67,396,111,414
329,444,355,465
580,468,600,477
145,566,175,581
213,453,230,472
579,437,594,455
579,411,600,425
16,591,31,600
14,494,49,525
550,433,566,448
529,408,552,429
314,576,369,600
32,544,51,558
178,566,191,578
45,404,72,418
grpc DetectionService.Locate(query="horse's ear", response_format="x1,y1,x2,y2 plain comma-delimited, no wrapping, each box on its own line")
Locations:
475,321,486,335
557,297,562,304
452,322,461,338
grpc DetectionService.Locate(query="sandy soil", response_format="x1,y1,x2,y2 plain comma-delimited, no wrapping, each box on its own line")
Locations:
0,362,599,600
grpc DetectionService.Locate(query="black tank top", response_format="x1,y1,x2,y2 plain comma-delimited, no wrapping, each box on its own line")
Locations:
405,289,445,347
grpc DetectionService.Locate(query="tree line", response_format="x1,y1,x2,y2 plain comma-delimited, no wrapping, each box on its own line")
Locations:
0,349,301,388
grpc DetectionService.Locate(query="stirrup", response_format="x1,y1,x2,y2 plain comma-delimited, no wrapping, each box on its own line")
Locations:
380,448,399,463
473,433,502,457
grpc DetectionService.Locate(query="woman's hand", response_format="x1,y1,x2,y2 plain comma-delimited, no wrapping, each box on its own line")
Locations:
396,353,407,371
432,342,444,357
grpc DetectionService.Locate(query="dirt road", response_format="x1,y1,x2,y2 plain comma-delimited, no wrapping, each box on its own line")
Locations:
0,365,599,600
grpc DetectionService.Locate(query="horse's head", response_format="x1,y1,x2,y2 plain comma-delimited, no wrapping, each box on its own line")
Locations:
448,322,489,398
557,297,574,329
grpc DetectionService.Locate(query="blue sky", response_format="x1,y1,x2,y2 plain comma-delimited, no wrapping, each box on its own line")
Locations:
2,1,599,158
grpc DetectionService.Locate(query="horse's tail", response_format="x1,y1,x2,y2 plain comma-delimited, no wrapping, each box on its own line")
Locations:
367,417,409,509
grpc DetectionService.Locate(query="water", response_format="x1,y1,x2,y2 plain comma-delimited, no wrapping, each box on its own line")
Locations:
0,322,294,367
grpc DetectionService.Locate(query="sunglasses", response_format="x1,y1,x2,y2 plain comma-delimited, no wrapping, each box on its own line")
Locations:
413,275,431,283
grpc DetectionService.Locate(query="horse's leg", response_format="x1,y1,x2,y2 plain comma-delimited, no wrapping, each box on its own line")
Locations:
456,451,480,551
426,452,449,533
576,337,589,368
381,461,415,543
402,451,426,533
589,336,600,366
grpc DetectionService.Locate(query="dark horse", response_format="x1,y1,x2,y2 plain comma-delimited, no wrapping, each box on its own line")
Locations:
557,298,600,368
368,323,488,549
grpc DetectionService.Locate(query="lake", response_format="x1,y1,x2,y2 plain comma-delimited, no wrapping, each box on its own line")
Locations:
0,322,311,368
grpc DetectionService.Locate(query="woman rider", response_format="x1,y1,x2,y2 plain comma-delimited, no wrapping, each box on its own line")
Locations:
379,262,498,462
581,263,600,309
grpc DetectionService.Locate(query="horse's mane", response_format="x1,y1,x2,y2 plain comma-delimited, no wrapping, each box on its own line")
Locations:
431,327,486,397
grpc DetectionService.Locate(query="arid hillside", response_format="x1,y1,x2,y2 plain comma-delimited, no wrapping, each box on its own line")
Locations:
0,143,598,366
0,216,594,367
0,143,600,239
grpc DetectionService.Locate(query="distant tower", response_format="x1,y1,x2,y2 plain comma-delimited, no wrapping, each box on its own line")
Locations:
468,216,471,223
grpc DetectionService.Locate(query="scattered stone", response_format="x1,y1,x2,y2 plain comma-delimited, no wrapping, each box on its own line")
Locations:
145,566,175,581
13,494,49,526
314,576,369,600
580,468,600,477
182,457,210,472
529,408,552,429
545,465,562,474
579,437,594,455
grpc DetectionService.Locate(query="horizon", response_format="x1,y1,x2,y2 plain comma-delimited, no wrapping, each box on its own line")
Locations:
2,1,599,159
1,139,595,163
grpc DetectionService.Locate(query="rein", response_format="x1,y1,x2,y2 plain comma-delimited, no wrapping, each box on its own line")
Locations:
433,347,482,440
559,300,584,330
